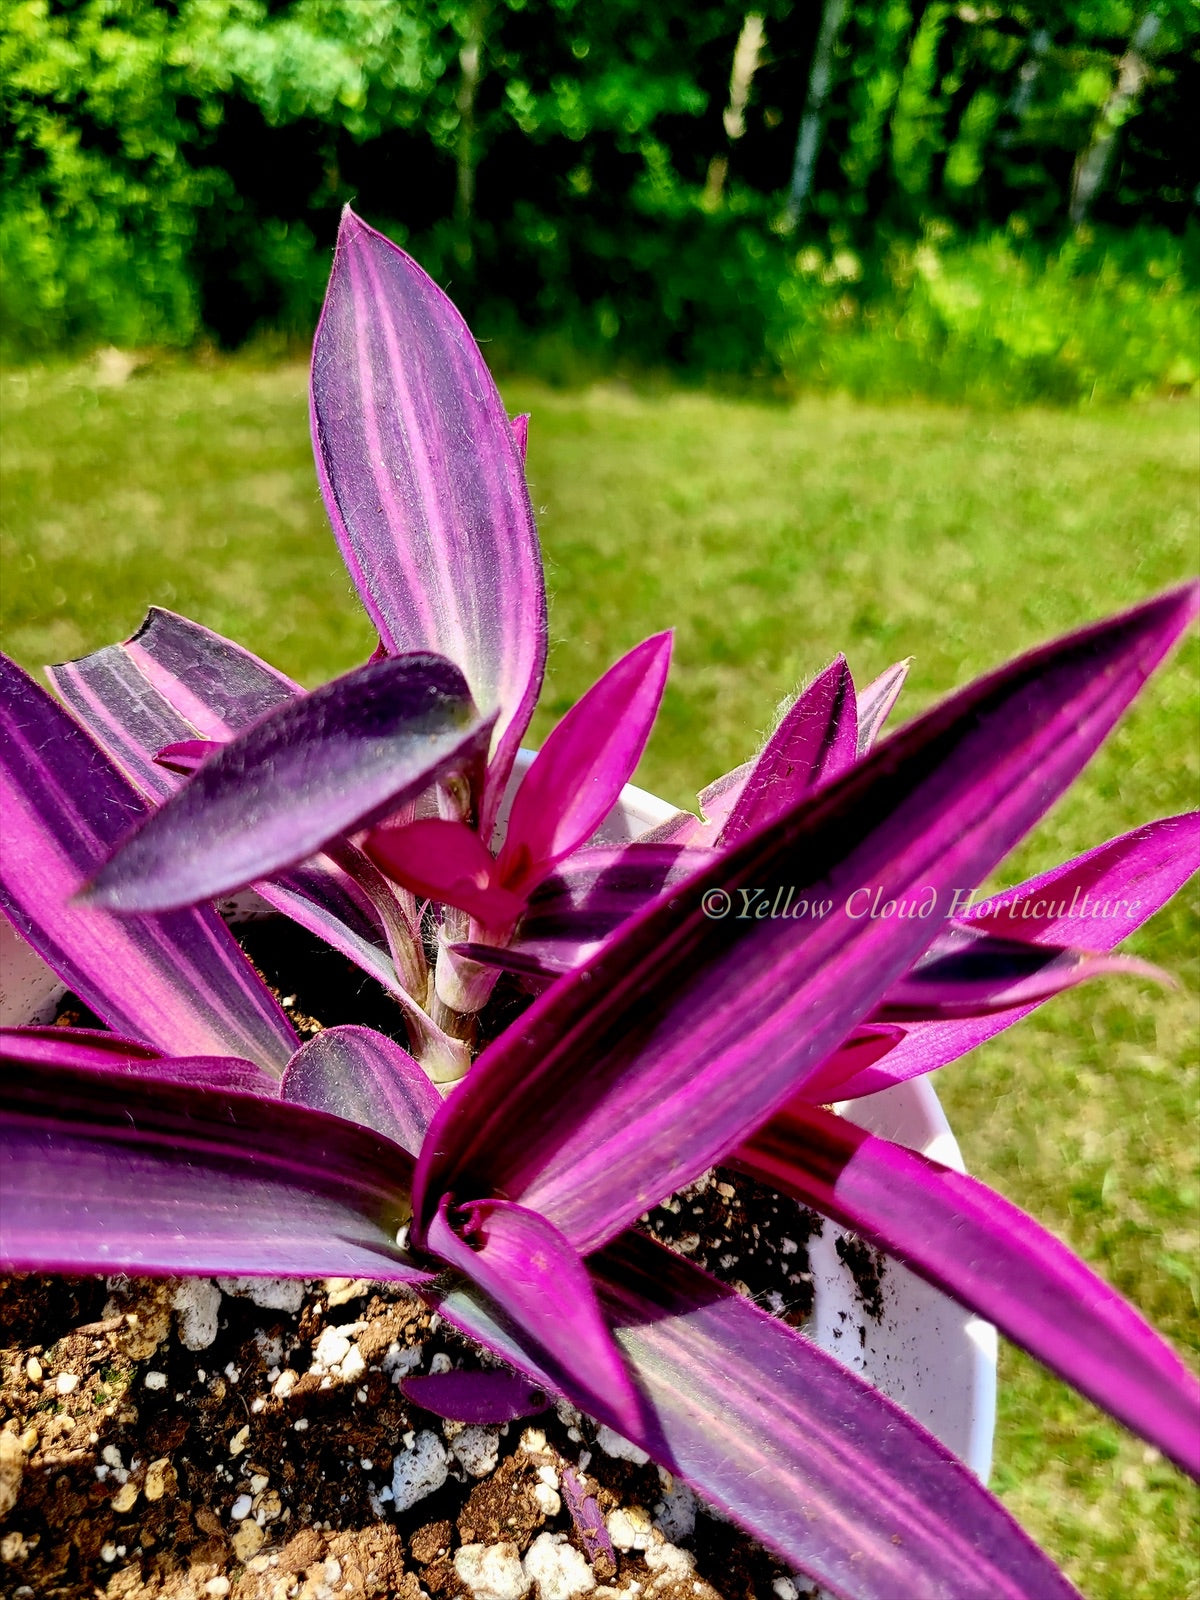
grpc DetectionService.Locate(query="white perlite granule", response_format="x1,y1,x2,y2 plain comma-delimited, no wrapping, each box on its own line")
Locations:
594,1425,649,1466
450,1426,501,1478
453,1541,530,1600
172,1279,222,1350
216,1277,306,1314
390,1431,449,1512
523,1531,595,1599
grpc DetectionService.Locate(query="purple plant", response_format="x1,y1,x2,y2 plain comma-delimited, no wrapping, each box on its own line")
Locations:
2,208,1198,1600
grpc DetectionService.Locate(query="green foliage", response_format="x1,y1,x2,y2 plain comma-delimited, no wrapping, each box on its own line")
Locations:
0,0,1194,397
771,222,1200,404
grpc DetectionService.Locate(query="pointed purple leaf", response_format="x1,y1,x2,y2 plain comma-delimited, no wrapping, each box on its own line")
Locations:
856,658,911,754
401,1369,550,1424
48,612,411,1000
0,1026,275,1096
86,654,494,913
431,1234,1082,1600
0,654,297,1072
828,811,1200,1098
415,586,1199,1254
311,208,547,828
720,655,858,846
495,633,673,894
155,739,216,773
425,1195,644,1441
874,923,1161,1021
734,1101,1200,1477
0,1059,432,1282
510,413,530,461
281,1025,440,1158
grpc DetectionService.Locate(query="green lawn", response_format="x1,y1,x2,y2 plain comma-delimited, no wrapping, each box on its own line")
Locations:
2,357,1198,1598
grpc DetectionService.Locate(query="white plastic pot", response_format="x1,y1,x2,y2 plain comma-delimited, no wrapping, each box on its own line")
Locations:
0,759,997,1481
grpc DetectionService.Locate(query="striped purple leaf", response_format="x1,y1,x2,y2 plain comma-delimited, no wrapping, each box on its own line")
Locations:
0,654,297,1073
733,1099,1200,1476
311,208,547,831
413,586,1199,1255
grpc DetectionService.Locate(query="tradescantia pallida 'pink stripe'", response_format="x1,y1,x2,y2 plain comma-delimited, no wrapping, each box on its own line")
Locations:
820,810,1200,1100
855,657,911,754
493,632,673,889
86,654,494,913
364,633,674,927
281,1026,441,1161
433,1239,1084,1600
413,586,1199,1255
0,1058,430,1282
733,1100,1200,1476
400,1369,550,1426
48,610,418,1007
311,208,547,829
0,654,297,1074
719,653,858,845
0,1026,275,1095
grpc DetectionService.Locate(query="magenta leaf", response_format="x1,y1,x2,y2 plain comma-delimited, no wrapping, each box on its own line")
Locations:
873,923,1161,1021
401,1369,550,1424
432,1235,1082,1600
855,658,911,753
827,811,1200,1099
311,207,547,829
424,1195,645,1440
0,654,297,1073
0,1026,275,1095
510,413,530,461
364,817,527,927
414,586,1199,1254
281,1025,440,1159
0,1059,431,1282
86,654,494,913
734,1101,1200,1478
494,633,673,895
450,844,710,976
154,738,216,773
720,654,858,845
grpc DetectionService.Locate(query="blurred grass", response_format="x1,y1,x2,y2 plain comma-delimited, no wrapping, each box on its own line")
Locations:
2,356,1198,1598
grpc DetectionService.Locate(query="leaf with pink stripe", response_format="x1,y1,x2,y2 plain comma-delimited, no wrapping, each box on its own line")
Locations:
0,654,297,1074
311,208,547,829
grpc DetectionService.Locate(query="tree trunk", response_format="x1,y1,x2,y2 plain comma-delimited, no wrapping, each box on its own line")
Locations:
454,2,488,262
703,13,766,208
1069,11,1160,227
782,0,850,229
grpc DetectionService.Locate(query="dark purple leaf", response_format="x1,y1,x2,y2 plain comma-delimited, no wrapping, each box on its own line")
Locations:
874,923,1161,1021
734,1101,1200,1477
424,1195,644,1440
0,654,297,1072
826,811,1200,1099
414,586,1199,1254
401,1369,550,1424
0,1059,431,1281
281,1025,440,1159
0,1026,275,1095
86,654,494,913
49,611,411,1002
720,655,858,845
311,208,547,831
431,1235,1083,1600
